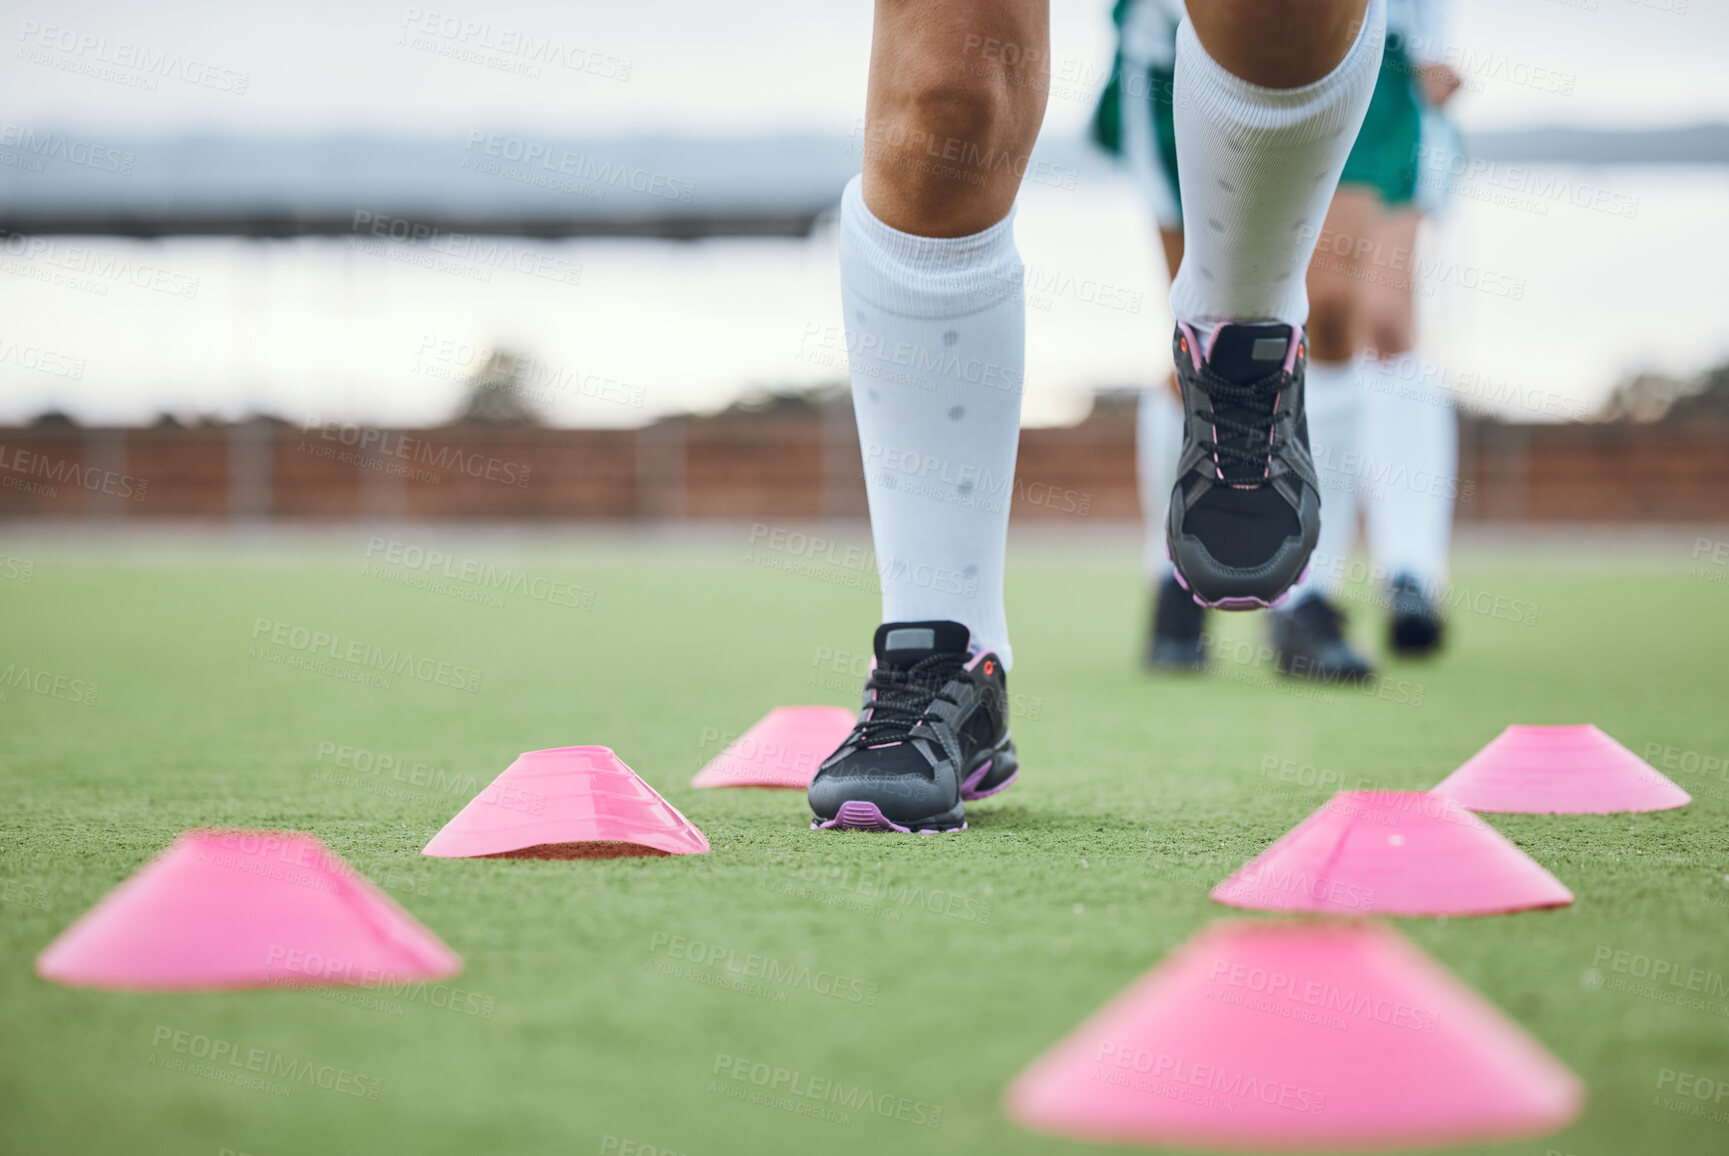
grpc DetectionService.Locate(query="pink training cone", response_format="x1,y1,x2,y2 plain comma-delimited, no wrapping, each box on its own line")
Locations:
1433,724,1690,814
36,830,460,991
1212,791,1573,918
1006,920,1582,1151
691,706,856,789
423,745,709,859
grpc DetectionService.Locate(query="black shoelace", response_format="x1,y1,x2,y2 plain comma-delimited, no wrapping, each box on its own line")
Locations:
849,652,967,746
1194,364,1290,486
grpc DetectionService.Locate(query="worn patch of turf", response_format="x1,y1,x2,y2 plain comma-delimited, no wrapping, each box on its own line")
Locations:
2,532,1726,1155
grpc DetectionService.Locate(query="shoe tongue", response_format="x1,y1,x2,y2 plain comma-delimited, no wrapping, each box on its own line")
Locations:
1203,323,1293,484
874,620,972,667
1206,323,1293,385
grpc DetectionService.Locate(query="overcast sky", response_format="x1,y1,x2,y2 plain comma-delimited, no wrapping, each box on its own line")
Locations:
1,0,1722,139
0,0,1724,429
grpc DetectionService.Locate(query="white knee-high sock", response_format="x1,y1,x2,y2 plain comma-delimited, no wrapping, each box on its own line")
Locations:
1168,1,1384,330
1290,358,1364,600
839,176,1025,667
1362,352,1458,590
1136,385,1184,583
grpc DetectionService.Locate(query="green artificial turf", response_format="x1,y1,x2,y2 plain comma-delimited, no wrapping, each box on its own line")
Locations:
2,531,1727,1156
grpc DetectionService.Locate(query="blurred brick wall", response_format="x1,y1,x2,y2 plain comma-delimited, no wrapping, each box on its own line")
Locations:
2,411,1726,523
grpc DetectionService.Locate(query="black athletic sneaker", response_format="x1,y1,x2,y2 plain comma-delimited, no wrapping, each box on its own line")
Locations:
1271,593,1373,683
808,620,1017,833
1146,573,1207,670
1388,572,1445,655
1166,322,1320,610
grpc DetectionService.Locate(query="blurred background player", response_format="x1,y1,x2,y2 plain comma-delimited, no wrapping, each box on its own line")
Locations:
1357,53,1464,660
1270,0,1462,680
1103,0,1458,677
809,0,1383,830
1093,0,1205,667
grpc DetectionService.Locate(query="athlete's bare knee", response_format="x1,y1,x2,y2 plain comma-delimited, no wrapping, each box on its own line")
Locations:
898,71,1010,162
1306,279,1357,360
862,0,1047,235
1187,0,1368,87
865,78,1012,231
1204,0,1308,26
1368,315,1414,358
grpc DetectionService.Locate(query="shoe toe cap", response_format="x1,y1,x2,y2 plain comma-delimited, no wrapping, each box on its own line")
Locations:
1169,487,1318,608
808,764,956,825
